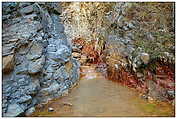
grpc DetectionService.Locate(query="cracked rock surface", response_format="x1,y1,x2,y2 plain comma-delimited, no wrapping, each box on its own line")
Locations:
2,2,80,117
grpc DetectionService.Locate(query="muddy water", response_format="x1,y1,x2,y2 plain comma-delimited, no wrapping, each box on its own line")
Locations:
31,65,174,117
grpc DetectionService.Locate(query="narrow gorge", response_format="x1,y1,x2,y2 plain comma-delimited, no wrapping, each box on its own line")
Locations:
2,2,175,117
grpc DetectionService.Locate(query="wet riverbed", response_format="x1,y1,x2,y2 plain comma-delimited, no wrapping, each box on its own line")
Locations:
31,65,174,117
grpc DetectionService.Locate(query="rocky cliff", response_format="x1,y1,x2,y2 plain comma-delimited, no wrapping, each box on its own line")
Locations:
2,2,80,117
59,2,175,103
104,3,175,102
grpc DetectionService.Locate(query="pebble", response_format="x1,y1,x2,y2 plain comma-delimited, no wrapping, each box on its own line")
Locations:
48,107,54,112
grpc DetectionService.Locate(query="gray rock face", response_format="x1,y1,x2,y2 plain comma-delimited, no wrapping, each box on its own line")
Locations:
4,103,24,117
70,58,80,83
26,42,43,60
48,45,71,63
28,56,45,74
53,66,69,81
19,3,32,8
2,2,80,117
17,95,32,103
38,80,61,97
46,2,62,15
20,4,34,15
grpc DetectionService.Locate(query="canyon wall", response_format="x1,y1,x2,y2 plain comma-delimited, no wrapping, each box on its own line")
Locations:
2,2,80,117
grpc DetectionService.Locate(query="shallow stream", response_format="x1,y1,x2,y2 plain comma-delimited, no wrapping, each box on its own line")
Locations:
31,65,174,117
